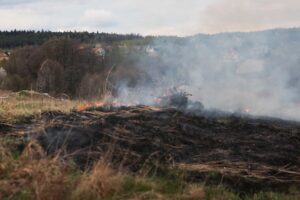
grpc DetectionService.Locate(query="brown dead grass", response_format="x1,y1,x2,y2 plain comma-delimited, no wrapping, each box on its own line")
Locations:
0,90,78,123
72,161,122,200
0,141,300,200
0,142,72,200
0,141,208,200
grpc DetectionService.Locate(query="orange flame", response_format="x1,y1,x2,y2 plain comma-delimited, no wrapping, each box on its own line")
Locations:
77,101,106,111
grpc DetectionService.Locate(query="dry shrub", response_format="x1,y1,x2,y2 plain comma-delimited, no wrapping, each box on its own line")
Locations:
128,192,166,200
72,161,122,200
13,159,68,200
0,142,73,200
20,140,46,161
110,65,146,88
183,185,205,200
0,67,6,88
78,64,151,100
36,59,64,95
0,145,14,176
77,73,106,99
2,74,27,91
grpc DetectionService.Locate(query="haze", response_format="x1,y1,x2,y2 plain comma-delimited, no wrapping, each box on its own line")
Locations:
1,0,300,36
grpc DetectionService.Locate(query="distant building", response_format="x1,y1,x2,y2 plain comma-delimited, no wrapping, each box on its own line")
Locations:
93,44,106,57
0,51,9,61
145,46,157,57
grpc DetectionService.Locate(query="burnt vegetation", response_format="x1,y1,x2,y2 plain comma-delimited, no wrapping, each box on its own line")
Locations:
4,105,300,194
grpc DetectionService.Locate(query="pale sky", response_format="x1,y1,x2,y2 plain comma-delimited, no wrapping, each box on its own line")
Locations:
0,0,300,36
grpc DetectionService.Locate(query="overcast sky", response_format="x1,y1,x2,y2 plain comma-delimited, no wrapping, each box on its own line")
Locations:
0,0,300,36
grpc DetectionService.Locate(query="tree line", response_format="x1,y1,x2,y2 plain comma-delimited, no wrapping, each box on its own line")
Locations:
0,30,143,49
0,38,149,99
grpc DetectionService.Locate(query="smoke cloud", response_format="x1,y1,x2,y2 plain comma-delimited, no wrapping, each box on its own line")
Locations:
200,0,300,33
114,28,300,121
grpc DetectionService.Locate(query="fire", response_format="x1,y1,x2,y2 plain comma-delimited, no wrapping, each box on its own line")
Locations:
77,101,106,111
77,104,89,112
76,99,134,111
95,101,105,107
76,88,187,111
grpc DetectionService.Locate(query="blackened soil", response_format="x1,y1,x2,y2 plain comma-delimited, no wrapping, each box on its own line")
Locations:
3,106,300,191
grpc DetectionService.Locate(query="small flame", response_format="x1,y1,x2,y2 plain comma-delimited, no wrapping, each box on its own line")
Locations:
95,101,105,107
77,104,90,112
77,101,106,111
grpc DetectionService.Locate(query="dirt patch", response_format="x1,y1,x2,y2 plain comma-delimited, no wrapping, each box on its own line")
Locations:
3,105,300,191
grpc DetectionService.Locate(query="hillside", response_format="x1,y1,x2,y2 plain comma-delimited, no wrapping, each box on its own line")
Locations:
1,28,300,199
1,91,300,199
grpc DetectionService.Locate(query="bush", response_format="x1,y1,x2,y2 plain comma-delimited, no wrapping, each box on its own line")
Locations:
36,59,64,95
77,73,106,99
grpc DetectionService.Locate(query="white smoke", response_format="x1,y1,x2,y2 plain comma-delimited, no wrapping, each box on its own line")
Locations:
114,28,300,120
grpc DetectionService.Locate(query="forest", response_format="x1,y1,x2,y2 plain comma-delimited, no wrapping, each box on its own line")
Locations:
0,30,142,49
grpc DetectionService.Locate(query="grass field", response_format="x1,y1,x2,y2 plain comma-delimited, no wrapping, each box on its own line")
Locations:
1,145,299,200
0,90,78,124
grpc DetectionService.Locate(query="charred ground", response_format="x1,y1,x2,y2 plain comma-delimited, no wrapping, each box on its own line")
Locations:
3,105,300,193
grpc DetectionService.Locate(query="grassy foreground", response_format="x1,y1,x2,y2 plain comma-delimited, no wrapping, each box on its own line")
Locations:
0,90,299,200
1,144,299,200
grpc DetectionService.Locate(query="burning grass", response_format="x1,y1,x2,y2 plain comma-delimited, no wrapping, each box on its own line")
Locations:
0,90,128,124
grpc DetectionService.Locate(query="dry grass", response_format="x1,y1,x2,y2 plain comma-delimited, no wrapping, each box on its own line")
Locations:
0,143,71,200
0,141,208,200
0,142,300,200
0,90,78,123
72,161,122,200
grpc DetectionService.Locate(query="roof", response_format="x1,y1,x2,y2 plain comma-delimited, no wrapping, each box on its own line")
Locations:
0,51,9,61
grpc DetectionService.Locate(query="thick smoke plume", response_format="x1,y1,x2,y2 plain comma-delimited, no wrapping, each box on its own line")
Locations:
113,28,300,120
